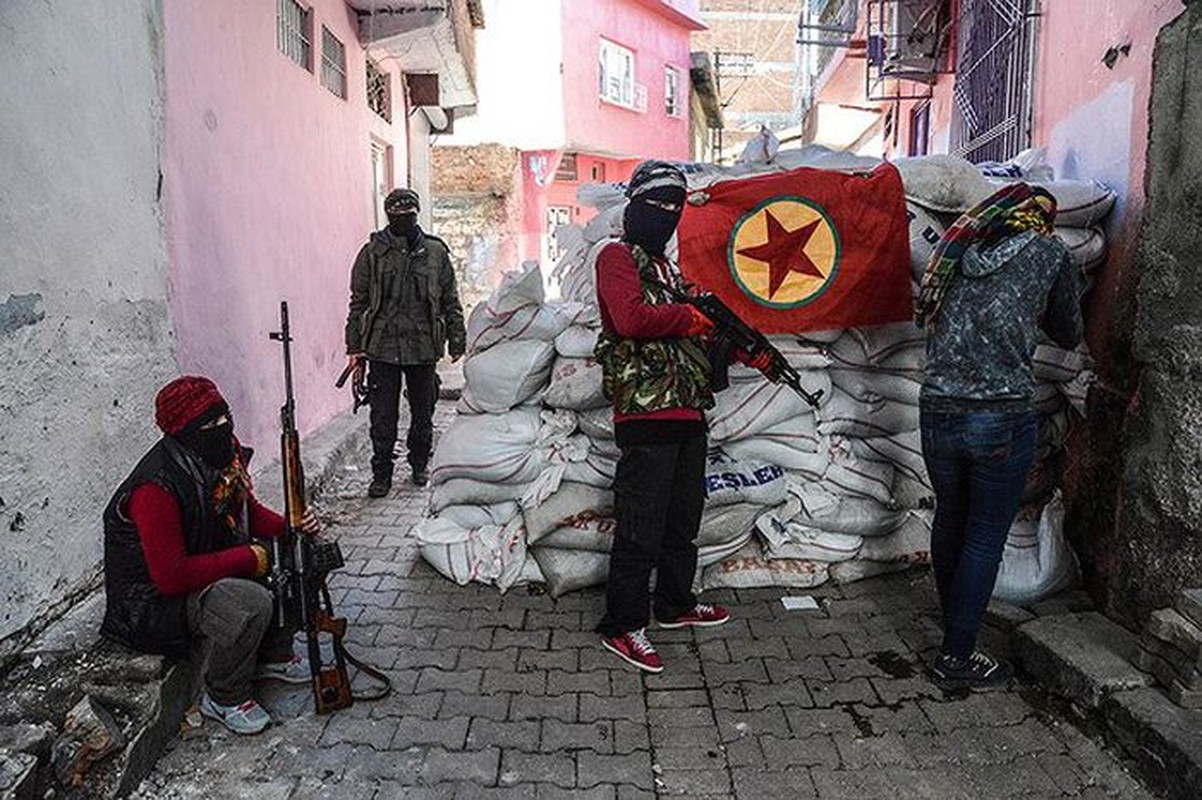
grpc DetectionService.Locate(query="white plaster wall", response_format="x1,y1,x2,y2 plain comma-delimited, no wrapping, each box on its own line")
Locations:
0,1,177,650
410,109,436,231
438,0,566,149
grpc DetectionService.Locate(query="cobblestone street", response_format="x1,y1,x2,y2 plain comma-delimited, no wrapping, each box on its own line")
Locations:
134,403,1155,799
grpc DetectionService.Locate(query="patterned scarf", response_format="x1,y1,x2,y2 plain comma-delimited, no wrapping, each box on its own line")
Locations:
210,447,252,537
915,183,1057,329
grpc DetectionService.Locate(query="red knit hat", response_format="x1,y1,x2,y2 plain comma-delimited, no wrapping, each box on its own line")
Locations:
155,376,227,435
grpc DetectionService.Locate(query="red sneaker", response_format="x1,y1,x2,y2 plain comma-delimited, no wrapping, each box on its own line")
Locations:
658,603,731,629
601,628,664,673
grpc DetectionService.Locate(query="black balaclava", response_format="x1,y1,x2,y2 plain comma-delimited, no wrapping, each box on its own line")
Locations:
384,188,423,248
622,160,688,257
178,404,235,469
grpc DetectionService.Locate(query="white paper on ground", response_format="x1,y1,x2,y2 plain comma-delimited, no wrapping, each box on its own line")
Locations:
780,595,821,611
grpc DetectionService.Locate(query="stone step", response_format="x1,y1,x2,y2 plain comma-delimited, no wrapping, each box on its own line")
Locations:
1102,688,1202,800
1015,611,1151,708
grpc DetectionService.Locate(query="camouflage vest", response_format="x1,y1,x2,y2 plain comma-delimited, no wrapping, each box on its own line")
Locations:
595,244,714,415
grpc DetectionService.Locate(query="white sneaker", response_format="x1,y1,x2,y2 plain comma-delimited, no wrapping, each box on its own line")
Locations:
199,692,271,735
255,652,310,684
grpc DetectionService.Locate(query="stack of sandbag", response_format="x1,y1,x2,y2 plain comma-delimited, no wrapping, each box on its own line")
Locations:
417,148,1110,604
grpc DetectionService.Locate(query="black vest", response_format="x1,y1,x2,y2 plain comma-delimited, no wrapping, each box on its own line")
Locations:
99,437,241,658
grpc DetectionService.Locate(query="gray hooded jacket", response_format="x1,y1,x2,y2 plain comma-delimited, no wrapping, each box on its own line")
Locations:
921,230,1084,411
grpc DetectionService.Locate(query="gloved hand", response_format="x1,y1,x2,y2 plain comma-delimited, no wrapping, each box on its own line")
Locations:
685,305,715,337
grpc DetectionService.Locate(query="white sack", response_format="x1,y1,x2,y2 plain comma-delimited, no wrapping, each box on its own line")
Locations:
582,204,625,243
429,477,532,513
530,547,609,598
1056,227,1106,271
576,406,614,440
817,388,920,438
698,503,764,548
1033,344,1090,383
724,439,830,478
703,449,789,508
562,445,618,487
555,324,599,358
896,154,994,213
466,301,588,354
755,505,862,562
430,407,545,486
829,369,923,407
702,539,830,590
906,202,951,281
829,560,913,584
1025,180,1117,227
438,501,521,530
461,339,556,412
786,480,907,536
415,516,527,592
523,482,614,544
697,528,756,568
708,372,831,443
488,260,544,314
542,356,607,410
992,492,1079,605
851,430,927,485
858,511,932,564
537,513,615,552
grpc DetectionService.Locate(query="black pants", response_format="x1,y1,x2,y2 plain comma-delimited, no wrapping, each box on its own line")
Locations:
368,361,438,479
597,429,707,637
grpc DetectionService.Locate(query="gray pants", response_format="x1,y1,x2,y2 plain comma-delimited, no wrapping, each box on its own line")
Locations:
186,578,294,705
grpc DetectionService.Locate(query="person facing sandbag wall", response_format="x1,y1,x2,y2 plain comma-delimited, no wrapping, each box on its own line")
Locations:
593,161,773,674
915,183,1083,690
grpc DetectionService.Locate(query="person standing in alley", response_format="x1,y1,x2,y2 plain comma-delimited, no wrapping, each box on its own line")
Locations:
344,188,466,497
592,161,737,673
100,376,321,735
916,183,1083,690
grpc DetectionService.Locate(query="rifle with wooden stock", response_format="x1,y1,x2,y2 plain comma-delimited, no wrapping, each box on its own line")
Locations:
269,301,390,714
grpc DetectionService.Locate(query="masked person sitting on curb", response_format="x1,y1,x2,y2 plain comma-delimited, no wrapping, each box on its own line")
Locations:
100,376,321,735
593,161,773,673
916,184,1083,690
344,188,466,498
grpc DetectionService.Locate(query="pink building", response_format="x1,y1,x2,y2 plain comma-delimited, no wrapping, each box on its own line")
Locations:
436,0,704,280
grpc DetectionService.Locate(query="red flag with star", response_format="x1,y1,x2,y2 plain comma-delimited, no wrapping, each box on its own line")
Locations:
677,163,913,333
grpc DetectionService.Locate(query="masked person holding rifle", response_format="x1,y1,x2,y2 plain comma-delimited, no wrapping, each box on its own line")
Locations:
100,376,321,734
344,188,466,498
592,161,778,673
916,183,1083,690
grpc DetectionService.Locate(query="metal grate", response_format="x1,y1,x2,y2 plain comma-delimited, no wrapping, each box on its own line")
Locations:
276,0,311,71
798,0,858,80
367,59,390,121
950,0,1039,163
321,26,347,99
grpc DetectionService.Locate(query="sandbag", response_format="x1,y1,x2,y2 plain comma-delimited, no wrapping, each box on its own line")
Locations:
851,430,927,485
1025,180,1117,227
992,492,1079,605
895,154,994,213
829,560,913,584
697,528,755,568
542,356,607,410
466,300,587,354
430,407,546,486
576,406,614,440
461,339,556,412
487,260,544,314
523,482,613,543
786,480,907,536
891,473,936,511
708,372,831,443
817,388,920,438
698,503,763,548
414,516,527,592
726,336,832,381
702,539,829,590
555,324,599,358
530,547,609,597
429,477,531,513
1056,227,1106,272
724,439,830,478
537,512,615,552
840,323,927,369
829,368,922,407
755,506,862,562
703,449,790,508
438,501,521,529
857,511,932,563
582,204,625,243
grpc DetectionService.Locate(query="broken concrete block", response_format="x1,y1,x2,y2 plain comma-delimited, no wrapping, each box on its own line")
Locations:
1146,608,1202,664
51,696,125,789
0,722,55,759
1140,629,1197,674
1016,612,1151,708
1101,688,1202,800
985,598,1036,631
1030,589,1095,617
1169,680,1202,710
1135,645,1202,691
0,748,38,800
1177,588,1202,629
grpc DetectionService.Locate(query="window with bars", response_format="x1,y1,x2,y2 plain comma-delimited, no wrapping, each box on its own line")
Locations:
554,153,578,182
321,26,347,99
664,67,681,117
276,0,312,71
367,59,390,121
599,38,635,108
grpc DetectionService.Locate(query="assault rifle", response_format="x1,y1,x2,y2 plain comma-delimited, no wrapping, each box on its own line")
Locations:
269,302,390,714
654,282,824,409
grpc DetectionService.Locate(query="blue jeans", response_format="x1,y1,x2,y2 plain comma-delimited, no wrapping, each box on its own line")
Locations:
920,407,1038,659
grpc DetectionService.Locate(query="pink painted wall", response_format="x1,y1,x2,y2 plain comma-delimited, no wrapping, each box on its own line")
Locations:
163,0,404,456
560,0,700,160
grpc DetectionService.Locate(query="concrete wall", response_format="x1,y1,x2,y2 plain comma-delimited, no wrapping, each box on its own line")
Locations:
439,0,566,150
163,0,405,455
0,0,177,651
1108,5,1202,626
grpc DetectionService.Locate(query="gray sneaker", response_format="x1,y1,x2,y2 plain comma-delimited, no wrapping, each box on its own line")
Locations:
255,652,311,684
200,692,271,735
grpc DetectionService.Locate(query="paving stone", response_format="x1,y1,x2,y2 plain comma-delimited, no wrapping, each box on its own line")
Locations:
808,676,880,708
984,598,1037,631
395,646,459,670
548,669,609,696
500,750,576,788
647,706,714,728
646,689,709,708
417,667,483,694
456,647,519,671
610,719,648,754
493,629,552,650
783,707,862,739
713,706,790,742
369,691,443,721
512,693,576,723
413,609,474,630
577,750,654,790
419,747,500,786
787,635,850,659
1017,612,1152,708
393,716,470,750
518,647,579,673
868,675,943,705
730,766,817,798
653,768,732,796
742,677,813,710
482,668,546,695
918,692,1032,733
435,627,494,649
810,766,976,799
835,732,918,769
651,743,727,771
320,714,399,749
764,656,833,683
466,718,540,751
849,701,935,735
579,692,644,723
703,659,770,686
342,744,425,783
722,735,765,768
758,733,840,768
540,719,612,753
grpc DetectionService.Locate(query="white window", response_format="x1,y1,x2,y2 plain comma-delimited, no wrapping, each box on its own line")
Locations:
665,66,681,117
320,26,347,99
544,206,573,265
276,0,312,71
599,38,635,108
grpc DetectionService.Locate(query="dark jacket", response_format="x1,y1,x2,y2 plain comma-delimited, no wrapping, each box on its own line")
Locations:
921,231,1084,410
344,227,466,364
100,437,242,659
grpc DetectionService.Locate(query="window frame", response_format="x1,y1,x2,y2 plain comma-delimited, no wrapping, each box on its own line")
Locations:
598,37,636,109
320,25,348,99
276,0,313,72
664,65,681,118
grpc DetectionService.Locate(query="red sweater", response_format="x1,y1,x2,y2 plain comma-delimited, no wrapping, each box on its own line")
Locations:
128,482,285,597
595,242,704,424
